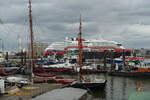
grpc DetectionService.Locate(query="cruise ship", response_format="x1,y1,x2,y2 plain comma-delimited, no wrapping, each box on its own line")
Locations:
44,37,131,55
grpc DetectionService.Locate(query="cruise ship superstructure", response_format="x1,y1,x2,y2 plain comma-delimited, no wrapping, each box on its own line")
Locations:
44,37,130,55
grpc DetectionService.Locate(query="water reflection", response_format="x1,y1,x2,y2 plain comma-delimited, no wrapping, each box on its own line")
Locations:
91,88,106,99
83,74,150,100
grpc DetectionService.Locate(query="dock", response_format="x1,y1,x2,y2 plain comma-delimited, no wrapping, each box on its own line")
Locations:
32,87,92,100
0,83,63,100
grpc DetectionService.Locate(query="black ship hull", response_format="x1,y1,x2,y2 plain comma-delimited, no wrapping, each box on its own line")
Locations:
109,71,150,77
69,80,106,91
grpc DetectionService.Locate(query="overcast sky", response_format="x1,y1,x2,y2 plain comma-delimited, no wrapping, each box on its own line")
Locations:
0,0,150,51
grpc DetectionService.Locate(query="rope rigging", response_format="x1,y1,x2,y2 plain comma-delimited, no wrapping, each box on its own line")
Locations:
0,62,26,76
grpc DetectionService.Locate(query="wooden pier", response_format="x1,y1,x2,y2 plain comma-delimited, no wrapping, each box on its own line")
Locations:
0,83,63,100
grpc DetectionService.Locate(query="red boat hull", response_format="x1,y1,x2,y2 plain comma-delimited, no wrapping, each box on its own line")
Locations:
35,73,56,77
33,67,107,74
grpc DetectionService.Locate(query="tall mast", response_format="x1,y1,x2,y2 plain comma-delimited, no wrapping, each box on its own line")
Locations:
28,0,34,82
77,15,83,81
77,15,83,67
18,34,23,52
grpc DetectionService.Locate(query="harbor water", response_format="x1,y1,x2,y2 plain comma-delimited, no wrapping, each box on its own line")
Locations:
8,74,150,100
88,73,150,100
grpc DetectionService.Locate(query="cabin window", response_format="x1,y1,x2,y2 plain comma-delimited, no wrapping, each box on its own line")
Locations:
117,44,122,47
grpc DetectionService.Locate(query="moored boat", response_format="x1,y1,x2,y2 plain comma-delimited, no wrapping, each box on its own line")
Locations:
68,16,106,90
109,55,150,77
35,73,56,77
109,71,150,77
69,78,106,90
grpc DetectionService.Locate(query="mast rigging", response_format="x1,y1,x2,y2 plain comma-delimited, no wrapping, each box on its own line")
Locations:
77,15,84,82
77,15,83,67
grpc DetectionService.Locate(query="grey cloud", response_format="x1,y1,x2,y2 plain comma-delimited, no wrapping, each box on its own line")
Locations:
0,0,150,50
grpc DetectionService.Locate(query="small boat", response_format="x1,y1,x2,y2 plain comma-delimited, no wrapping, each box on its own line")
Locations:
0,64,26,76
109,68,150,77
69,78,106,90
6,76,30,88
54,78,76,84
33,76,76,84
33,66,75,74
6,77,29,83
35,73,56,77
34,73,76,84
109,55,150,77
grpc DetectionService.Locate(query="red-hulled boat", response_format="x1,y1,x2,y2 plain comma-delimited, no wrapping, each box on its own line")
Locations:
81,69,107,74
0,63,26,76
33,66,75,74
33,76,76,84
33,64,107,74
35,73,56,77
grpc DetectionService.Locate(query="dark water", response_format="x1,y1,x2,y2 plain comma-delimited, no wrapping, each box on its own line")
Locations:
86,74,150,100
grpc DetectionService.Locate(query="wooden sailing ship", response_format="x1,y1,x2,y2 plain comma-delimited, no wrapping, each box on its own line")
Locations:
69,16,106,90
28,0,76,84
